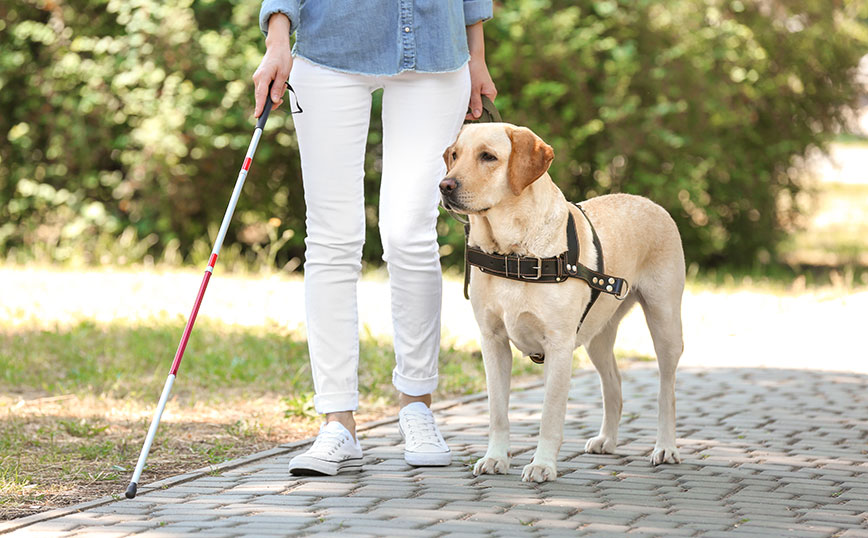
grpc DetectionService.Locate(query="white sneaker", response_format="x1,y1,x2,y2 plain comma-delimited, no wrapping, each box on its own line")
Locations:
398,402,452,466
289,421,363,476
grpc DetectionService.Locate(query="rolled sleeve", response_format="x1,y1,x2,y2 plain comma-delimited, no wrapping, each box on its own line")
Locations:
259,0,300,37
463,0,493,25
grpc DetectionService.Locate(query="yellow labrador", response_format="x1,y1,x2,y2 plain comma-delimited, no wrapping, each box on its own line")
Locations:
440,123,685,482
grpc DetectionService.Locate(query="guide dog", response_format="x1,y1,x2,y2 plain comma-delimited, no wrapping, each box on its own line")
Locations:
440,123,685,482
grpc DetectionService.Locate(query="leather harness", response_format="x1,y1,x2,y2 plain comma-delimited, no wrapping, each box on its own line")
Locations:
460,203,629,362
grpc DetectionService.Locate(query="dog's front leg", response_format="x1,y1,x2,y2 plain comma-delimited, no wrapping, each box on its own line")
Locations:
522,345,573,482
473,331,513,476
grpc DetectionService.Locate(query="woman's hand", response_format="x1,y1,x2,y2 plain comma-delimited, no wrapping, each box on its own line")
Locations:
465,21,497,120
467,56,497,120
253,13,293,119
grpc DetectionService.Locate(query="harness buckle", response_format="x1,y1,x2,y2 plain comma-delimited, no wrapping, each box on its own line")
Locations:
522,257,543,280
615,280,630,301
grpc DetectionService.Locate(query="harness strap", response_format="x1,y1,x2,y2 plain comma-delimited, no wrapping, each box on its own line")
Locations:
463,222,471,300
576,204,603,327
463,208,628,300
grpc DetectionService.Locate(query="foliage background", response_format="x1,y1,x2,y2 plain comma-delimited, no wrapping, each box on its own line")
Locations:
1,0,867,270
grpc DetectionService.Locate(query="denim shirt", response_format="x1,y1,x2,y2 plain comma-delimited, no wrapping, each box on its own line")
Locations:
259,0,493,76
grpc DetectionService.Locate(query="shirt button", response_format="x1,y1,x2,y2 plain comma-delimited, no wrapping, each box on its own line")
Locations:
403,26,411,33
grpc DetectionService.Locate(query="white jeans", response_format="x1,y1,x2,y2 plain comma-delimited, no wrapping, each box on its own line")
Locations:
289,57,471,414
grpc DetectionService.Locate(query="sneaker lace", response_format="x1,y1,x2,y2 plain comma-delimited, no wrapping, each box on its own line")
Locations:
312,428,347,457
403,412,439,446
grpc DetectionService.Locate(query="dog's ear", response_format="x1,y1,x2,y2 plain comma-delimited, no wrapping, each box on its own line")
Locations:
507,127,554,196
443,143,455,171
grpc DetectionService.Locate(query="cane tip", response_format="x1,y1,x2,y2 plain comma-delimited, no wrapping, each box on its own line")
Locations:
125,482,137,499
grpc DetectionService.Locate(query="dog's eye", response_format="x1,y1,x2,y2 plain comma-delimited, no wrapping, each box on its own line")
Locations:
451,151,457,161
480,152,497,162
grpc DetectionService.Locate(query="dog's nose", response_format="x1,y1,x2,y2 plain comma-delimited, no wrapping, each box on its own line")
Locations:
439,177,459,195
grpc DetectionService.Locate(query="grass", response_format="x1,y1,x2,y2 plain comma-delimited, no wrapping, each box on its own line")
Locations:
1,317,591,520
0,319,551,406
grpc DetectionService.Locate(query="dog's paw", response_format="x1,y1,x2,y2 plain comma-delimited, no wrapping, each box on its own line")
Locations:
521,461,557,483
584,435,617,454
650,444,681,465
473,455,510,476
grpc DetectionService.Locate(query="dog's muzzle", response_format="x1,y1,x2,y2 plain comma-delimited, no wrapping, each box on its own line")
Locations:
439,177,461,211
439,177,459,195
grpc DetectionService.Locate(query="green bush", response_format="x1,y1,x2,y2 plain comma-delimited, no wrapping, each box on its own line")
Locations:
454,0,867,267
1,0,866,269
0,0,306,268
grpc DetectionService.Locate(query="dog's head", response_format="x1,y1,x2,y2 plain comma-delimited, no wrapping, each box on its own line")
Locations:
440,123,554,214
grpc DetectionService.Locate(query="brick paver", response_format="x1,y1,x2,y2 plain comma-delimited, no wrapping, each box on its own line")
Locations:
5,366,868,536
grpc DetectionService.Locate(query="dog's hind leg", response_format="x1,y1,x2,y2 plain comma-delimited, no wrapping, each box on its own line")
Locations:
583,294,638,454
473,331,513,476
584,318,623,455
638,287,684,465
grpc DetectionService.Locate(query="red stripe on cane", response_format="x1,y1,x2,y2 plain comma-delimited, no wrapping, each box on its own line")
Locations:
208,253,218,269
169,270,212,376
242,157,252,171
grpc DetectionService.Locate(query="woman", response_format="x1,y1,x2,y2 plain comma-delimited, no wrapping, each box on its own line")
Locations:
253,0,496,475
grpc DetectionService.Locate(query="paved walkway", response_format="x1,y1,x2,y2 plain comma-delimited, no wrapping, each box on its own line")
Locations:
5,365,868,536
